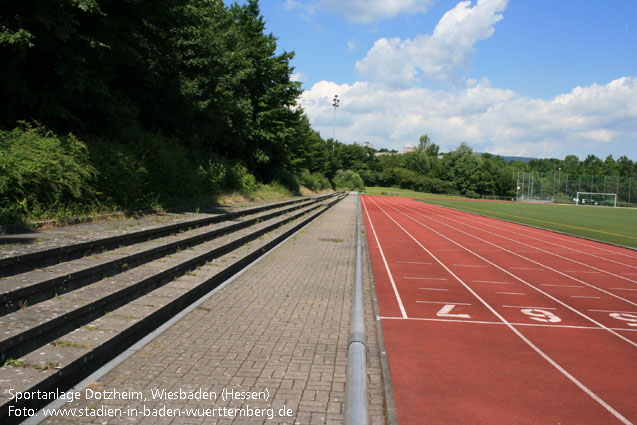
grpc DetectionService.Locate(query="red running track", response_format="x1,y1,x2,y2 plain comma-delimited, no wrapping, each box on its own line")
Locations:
361,195,637,425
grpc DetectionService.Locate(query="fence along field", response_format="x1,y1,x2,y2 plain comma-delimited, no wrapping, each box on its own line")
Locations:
515,171,637,207
416,198,637,249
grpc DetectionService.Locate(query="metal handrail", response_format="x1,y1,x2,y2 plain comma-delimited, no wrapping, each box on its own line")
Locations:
344,194,369,425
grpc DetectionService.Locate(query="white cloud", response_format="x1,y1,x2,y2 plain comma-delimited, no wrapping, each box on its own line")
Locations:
355,0,508,87
320,0,433,23
285,0,433,23
291,72,308,83
300,77,637,158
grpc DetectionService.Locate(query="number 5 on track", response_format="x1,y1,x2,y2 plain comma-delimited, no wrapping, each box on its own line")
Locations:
437,304,471,319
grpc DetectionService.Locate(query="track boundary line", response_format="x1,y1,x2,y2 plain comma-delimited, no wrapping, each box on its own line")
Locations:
419,200,637,255
361,197,407,319
427,207,637,279
380,316,637,331
368,196,634,425
386,197,637,347
400,200,637,306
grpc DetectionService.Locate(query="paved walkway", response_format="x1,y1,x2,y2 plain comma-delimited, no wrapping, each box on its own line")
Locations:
41,195,389,425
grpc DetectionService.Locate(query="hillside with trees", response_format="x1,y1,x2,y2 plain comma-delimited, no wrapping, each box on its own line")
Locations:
1,0,635,225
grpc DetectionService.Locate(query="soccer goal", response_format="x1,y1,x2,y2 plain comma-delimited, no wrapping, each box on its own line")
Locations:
575,192,617,207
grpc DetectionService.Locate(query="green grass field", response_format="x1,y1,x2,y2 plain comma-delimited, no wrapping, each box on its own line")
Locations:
416,199,637,249
364,187,464,199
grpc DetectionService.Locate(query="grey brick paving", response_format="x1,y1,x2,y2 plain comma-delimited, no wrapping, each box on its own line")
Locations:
40,195,388,425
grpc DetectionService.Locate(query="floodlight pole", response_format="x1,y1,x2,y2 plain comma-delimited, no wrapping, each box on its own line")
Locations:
332,94,340,142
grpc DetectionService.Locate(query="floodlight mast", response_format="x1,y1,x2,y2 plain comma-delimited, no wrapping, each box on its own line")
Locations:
332,94,340,142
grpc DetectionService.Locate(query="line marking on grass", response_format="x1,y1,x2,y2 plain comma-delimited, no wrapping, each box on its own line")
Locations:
423,200,637,241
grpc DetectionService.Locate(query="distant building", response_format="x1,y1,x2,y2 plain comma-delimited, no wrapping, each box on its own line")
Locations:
356,141,373,149
403,145,416,154
374,152,391,157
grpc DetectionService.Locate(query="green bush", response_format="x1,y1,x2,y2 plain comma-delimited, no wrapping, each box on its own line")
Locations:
300,170,331,192
198,157,227,195
0,123,97,217
333,169,364,191
226,163,258,194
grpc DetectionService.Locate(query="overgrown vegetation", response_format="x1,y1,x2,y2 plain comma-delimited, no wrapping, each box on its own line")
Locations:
0,0,344,225
1,1,634,225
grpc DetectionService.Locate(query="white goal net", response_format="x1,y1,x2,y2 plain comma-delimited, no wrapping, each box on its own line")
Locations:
575,192,617,207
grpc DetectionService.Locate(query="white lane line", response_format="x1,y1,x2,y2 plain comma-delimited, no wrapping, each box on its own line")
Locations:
423,202,637,263
564,270,601,274
416,301,471,305
361,197,408,319
570,296,601,299
589,309,637,314
395,202,637,309
411,201,637,285
380,316,637,331
496,292,526,295
473,280,515,285
509,267,545,271
503,305,557,310
540,284,584,288
372,197,633,425
396,261,432,265
383,198,637,347
419,288,449,291
404,276,449,281
621,273,637,276
609,287,637,291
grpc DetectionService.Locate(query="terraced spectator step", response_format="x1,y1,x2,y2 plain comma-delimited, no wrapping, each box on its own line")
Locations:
0,193,346,423
0,194,337,277
0,195,338,315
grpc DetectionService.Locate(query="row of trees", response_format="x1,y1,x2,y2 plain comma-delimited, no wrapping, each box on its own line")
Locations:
1,0,634,221
301,135,636,199
1,0,346,222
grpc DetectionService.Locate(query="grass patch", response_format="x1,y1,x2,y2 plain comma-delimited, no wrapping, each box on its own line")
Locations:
365,186,464,199
418,199,637,248
50,340,89,349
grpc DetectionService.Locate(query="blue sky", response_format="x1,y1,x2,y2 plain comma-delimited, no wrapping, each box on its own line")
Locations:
236,1,637,160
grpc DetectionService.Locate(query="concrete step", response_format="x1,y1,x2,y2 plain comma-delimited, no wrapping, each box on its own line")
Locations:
0,196,338,277
0,194,345,423
0,198,324,315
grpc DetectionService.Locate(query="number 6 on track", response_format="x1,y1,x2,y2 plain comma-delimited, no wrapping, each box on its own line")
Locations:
520,309,561,323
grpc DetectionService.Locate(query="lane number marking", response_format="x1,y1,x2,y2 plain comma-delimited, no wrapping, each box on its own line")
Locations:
609,313,637,327
521,308,562,323
437,304,471,319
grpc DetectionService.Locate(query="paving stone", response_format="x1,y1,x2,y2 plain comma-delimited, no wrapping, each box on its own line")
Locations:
34,196,388,425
